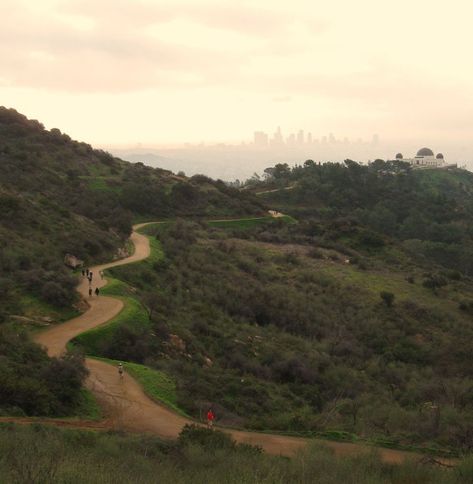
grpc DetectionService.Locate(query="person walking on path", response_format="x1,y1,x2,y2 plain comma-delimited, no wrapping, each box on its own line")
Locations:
95,287,100,296
118,363,124,379
207,408,215,429
88,287,92,297
86,268,89,277
81,269,85,277
100,270,104,280
89,271,93,281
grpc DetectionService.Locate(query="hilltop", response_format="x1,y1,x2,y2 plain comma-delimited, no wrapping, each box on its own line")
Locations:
249,160,473,275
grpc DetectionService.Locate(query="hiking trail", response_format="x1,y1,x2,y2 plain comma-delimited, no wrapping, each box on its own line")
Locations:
11,221,453,464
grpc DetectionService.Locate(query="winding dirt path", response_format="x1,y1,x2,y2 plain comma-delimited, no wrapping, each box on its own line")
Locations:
28,222,452,464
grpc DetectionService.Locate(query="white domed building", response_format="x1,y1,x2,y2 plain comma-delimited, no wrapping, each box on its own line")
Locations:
395,148,447,168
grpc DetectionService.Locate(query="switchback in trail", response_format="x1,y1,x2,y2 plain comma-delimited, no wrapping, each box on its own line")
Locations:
14,220,453,464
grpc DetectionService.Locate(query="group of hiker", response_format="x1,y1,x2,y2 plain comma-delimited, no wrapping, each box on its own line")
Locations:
81,267,104,297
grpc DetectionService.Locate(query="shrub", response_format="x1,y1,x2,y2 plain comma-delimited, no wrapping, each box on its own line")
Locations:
422,274,447,291
459,300,473,315
178,424,235,450
380,291,395,307
178,424,262,456
41,281,73,307
308,248,324,259
0,328,88,416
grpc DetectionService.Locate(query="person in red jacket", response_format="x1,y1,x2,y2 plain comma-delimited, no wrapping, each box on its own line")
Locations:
207,408,215,429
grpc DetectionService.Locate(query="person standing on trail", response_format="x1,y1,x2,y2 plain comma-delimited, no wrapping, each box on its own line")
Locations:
89,271,93,281
207,408,215,429
118,363,124,379
81,269,85,277
86,268,89,276
88,287,92,297
100,270,104,280
95,287,100,296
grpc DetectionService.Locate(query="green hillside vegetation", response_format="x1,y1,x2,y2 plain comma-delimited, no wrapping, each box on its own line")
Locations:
75,217,473,453
1,424,472,483
0,327,87,417
74,296,150,357
3,107,473,466
0,107,263,321
252,160,473,275
0,107,262,418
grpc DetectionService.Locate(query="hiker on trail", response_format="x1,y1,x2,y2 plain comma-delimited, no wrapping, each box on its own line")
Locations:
118,363,124,379
89,271,93,280
88,287,92,297
95,287,100,296
100,270,104,280
81,269,85,277
207,408,215,429
86,268,89,276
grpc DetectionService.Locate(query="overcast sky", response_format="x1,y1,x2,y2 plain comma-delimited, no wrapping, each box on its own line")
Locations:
2,0,473,146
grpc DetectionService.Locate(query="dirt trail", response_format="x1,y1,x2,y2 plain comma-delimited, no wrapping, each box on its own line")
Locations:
31,222,452,463
35,225,150,357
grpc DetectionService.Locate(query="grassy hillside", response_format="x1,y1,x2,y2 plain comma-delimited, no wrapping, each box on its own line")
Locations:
3,108,473,462
0,107,263,417
0,107,263,320
74,217,473,454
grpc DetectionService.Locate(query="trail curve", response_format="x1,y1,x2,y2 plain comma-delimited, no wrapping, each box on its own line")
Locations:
31,222,452,464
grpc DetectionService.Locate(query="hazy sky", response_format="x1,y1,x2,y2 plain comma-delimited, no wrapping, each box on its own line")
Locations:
2,0,473,146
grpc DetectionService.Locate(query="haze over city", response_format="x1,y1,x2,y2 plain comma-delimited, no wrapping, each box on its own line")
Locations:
3,0,473,177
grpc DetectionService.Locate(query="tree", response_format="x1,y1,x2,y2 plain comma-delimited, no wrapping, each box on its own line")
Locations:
41,281,74,307
264,163,291,181
273,163,291,180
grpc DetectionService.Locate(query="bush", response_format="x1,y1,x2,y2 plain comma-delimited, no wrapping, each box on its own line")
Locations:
380,291,395,307
422,274,447,291
0,328,88,416
308,248,324,259
178,424,262,455
459,300,473,314
178,424,235,450
41,281,73,307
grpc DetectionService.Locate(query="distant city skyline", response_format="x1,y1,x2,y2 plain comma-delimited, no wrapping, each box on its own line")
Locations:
111,129,472,182
106,126,381,150
251,127,379,149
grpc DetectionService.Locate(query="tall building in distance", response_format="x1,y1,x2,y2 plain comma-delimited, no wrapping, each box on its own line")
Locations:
272,126,284,146
297,130,304,146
